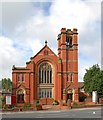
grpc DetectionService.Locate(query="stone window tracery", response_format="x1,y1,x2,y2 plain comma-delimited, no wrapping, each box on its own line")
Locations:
39,88,52,98
39,63,52,84
38,62,53,99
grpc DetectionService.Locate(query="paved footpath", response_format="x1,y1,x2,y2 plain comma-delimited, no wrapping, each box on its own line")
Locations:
0,106,101,114
0,107,102,118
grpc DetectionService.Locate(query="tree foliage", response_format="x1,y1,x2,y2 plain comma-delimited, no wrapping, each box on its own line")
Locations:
0,78,12,92
83,64,103,98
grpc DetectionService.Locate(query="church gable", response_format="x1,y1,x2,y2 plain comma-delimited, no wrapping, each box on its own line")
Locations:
30,41,58,61
26,41,58,70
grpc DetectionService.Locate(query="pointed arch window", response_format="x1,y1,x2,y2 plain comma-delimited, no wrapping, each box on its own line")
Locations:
38,62,53,99
66,35,72,48
39,63,52,84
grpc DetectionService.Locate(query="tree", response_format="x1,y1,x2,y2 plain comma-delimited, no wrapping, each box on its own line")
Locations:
83,64,103,98
1,78,12,92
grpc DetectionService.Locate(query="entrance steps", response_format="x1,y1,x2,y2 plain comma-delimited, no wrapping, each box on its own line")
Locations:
42,105,60,110
42,105,69,110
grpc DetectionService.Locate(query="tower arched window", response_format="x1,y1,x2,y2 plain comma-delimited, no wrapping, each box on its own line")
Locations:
66,35,72,48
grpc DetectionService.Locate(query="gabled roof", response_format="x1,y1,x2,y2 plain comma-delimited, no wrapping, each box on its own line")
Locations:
12,66,30,70
30,43,58,60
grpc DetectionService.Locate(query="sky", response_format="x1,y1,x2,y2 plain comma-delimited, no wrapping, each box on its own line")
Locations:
0,0,102,81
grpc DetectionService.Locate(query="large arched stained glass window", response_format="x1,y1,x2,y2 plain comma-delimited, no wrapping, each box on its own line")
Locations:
39,63,52,84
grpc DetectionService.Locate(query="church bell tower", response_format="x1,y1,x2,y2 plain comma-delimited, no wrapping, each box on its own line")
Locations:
57,28,79,102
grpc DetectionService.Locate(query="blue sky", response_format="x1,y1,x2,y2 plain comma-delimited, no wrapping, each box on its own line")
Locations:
0,0,101,81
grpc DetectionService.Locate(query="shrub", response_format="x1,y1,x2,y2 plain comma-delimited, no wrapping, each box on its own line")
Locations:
100,95,103,98
34,100,42,108
24,103,31,108
0,96,5,102
72,102,78,107
52,100,59,105
3,105,8,110
35,100,39,104
36,103,41,108
0,104,2,109
7,105,14,109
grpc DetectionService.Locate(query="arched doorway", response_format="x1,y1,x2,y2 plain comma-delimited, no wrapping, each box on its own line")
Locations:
17,89,25,103
38,62,54,102
67,89,73,101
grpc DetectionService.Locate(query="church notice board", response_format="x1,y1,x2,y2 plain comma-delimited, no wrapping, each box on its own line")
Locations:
6,96,11,105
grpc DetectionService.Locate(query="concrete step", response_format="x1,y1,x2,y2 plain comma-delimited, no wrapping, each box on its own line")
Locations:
42,105,62,110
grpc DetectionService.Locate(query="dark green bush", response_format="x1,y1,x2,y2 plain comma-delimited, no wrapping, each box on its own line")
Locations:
52,100,59,105
24,103,31,108
0,96,5,102
35,100,39,104
0,104,2,109
36,103,41,108
72,102,78,106
3,105,8,110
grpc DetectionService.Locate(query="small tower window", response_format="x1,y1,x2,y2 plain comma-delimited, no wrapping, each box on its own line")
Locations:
17,74,20,82
22,74,24,82
66,36,72,48
71,74,73,82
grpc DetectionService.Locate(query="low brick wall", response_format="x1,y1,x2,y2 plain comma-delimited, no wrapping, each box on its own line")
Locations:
40,98,54,105
72,104,102,109
60,106,69,110
99,98,103,104
85,102,96,105
85,97,92,102
16,103,25,107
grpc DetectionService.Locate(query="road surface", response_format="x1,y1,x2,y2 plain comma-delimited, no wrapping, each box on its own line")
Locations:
0,107,102,118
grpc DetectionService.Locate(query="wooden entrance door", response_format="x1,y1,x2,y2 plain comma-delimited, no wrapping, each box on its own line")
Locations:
67,93,73,101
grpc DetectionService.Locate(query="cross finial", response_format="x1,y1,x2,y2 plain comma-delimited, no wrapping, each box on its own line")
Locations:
45,40,47,46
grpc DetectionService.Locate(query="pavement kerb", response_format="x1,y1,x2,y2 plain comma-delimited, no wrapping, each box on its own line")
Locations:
0,106,101,114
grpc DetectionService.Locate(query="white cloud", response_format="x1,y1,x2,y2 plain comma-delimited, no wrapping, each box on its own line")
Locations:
2,2,37,36
0,0,101,81
0,36,23,80
27,38,43,54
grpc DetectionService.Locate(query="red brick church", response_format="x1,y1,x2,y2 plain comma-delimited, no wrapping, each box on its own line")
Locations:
12,28,79,105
